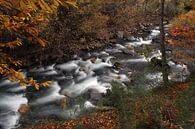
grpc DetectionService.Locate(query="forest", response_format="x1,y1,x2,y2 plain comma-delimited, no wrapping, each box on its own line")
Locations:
0,0,194,129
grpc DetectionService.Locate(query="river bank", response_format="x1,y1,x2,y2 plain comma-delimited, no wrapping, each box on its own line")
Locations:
0,1,194,128
19,72,195,129
1,21,193,129
12,13,162,68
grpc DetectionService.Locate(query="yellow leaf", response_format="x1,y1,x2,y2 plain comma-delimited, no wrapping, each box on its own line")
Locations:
35,84,40,90
37,38,47,47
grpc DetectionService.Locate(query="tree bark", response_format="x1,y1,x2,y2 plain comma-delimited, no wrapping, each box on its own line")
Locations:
144,0,149,13
159,0,169,86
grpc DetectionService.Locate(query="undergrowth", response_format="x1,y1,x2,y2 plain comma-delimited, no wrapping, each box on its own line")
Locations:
102,71,195,129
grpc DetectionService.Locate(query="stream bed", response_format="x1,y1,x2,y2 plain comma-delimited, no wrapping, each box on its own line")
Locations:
0,25,191,129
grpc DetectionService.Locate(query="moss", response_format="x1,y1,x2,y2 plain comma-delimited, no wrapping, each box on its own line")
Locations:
100,71,195,129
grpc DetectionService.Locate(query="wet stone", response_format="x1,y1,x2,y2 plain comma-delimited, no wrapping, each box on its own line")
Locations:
18,104,30,114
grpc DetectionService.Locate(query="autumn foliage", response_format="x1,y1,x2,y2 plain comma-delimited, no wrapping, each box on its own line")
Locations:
25,109,119,129
0,0,76,89
168,10,195,63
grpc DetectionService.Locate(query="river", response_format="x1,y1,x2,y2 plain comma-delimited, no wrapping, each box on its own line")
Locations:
0,25,191,129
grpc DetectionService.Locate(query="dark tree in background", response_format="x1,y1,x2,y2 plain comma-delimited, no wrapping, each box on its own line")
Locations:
159,0,169,86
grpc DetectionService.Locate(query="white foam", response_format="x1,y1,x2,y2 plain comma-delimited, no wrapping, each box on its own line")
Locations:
105,48,122,53
102,72,130,83
0,112,20,129
105,56,115,64
0,94,27,129
146,72,162,80
77,60,92,68
115,44,126,49
41,70,58,76
84,101,96,109
45,64,55,71
55,61,78,72
168,61,190,82
99,51,109,56
0,80,17,87
30,82,64,105
93,57,102,64
168,61,189,75
147,50,162,61
150,29,160,37
62,77,108,97
35,104,82,119
89,62,112,71
0,94,27,112
76,71,88,81
120,57,148,63
127,38,152,47
117,74,130,82
6,86,26,92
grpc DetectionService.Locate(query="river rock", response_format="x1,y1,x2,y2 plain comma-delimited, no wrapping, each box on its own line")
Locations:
150,57,170,71
80,38,86,43
151,57,162,66
152,37,160,43
122,49,134,55
113,62,124,69
18,104,30,114
85,89,103,104
60,96,68,111
126,44,134,50
117,31,124,39
87,57,96,63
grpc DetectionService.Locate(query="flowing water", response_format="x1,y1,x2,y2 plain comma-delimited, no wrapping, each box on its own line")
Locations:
0,25,191,129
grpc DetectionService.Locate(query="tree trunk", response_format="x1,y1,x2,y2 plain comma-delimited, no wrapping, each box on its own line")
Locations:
159,0,169,86
144,0,149,13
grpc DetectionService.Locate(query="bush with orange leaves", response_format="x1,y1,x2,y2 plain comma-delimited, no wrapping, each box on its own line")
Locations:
168,10,195,64
0,0,76,89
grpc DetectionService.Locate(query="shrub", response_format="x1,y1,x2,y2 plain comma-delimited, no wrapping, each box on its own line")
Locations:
102,79,194,129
